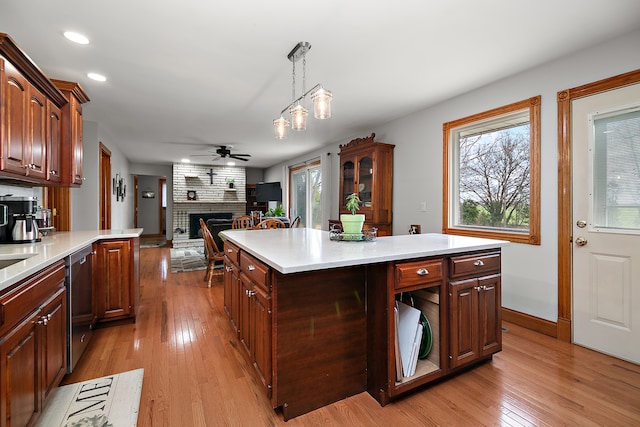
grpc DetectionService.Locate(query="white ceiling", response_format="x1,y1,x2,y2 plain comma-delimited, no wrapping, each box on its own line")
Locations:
2,1,640,168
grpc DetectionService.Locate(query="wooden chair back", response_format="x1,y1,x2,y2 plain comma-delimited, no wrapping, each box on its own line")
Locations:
291,216,301,228
232,215,253,229
199,218,225,287
253,218,286,229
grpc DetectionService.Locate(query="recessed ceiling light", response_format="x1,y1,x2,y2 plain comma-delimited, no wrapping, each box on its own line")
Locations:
181,158,191,163
87,72,107,82
227,161,236,166
63,31,89,45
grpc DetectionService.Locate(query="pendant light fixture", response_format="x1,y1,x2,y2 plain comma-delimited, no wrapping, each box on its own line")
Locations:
273,42,333,139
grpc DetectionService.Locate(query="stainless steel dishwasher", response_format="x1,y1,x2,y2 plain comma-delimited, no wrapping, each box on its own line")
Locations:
65,245,95,373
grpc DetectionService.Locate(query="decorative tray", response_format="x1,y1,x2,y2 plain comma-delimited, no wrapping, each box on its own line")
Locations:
329,228,377,242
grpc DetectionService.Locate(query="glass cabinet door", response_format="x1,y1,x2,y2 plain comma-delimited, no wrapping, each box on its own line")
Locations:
358,157,373,206
342,160,355,205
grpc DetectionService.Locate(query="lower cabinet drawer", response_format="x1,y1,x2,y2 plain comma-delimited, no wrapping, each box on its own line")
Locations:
224,241,240,266
395,258,443,289
239,252,269,289
449,251,501,278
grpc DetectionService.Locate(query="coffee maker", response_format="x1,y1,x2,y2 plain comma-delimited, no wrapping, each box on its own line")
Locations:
0,196,41,243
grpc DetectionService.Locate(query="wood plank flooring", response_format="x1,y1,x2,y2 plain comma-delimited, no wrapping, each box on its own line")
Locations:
62,247,640,426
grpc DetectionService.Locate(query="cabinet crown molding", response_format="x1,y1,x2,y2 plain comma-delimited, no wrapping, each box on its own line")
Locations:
0,33,68,106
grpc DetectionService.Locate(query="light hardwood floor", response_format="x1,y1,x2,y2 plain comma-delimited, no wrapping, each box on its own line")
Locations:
62,247,640,426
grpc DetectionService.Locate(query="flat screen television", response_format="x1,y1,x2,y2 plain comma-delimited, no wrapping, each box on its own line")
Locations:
255,182,282,202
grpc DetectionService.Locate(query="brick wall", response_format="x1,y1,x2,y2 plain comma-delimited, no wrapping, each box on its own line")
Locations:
172,163,246,237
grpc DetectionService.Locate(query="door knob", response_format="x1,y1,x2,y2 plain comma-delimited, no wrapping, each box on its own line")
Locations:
576,219,587,228
575,236,588,246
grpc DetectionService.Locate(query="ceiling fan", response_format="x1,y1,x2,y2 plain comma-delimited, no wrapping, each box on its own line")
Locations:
191,145,252,162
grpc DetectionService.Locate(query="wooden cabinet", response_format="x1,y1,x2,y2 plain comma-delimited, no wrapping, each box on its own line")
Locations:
46,100,62,183
448,251,502,369
52,79,89,187
337,133,394,235
0,261,66,427
368,249,502,406
0,34,69,185
223,240,241,333
237,251,272,395
94,238,140,323
245,184,267,215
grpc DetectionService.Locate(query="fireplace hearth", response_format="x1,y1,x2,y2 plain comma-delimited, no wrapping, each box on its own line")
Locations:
189,213,233,240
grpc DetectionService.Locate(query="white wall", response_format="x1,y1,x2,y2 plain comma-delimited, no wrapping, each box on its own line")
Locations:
72,120,133,231
265,29,640,323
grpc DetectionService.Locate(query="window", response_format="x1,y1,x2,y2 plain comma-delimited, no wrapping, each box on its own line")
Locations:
591,106,640,233
443,96,540,244
289,160,322,229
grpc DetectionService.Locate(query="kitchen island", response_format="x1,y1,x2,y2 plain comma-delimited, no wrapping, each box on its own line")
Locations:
221,228,507,420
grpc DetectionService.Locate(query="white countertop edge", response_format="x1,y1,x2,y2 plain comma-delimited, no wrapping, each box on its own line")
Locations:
221,229,508,274
0,229,143,292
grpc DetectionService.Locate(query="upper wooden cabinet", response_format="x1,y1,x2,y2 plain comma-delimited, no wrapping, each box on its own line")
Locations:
51,79,89,186
338,133,394,235
0,33,87,187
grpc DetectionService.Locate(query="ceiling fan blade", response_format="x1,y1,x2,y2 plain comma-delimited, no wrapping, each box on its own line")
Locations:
230,154,250,161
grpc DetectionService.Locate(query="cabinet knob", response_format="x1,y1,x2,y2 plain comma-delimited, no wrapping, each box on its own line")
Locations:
473,260,485,267
416,268,429,276
247,265,256,271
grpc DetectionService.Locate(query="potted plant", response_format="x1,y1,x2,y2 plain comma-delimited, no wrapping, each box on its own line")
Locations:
340,193,365,234
226,178,235,189
265,204,285,217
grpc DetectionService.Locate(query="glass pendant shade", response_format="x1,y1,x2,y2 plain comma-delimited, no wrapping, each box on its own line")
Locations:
311,87,333,119
273,116,289,139
290,103,308,131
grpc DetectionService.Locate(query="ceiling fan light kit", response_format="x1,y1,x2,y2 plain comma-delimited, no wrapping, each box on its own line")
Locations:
273,41,333,139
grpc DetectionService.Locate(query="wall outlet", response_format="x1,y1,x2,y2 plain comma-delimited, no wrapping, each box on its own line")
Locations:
420,201,427,212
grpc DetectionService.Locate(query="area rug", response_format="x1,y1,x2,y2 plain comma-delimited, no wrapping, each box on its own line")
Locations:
35,368,143,427
170,247,208,273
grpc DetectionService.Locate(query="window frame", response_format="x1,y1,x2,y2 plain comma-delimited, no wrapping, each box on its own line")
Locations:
442,96,541,244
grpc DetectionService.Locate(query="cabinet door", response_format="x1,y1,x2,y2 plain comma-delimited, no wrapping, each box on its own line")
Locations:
251,284,272,395
357,155,373,207
0,312,39,427
478,274,502,356
449,277,479,369
39,287,67,402
46,101,62,183
94,240,132,321
70,96,84,185
2,60,29,175
223,259,232,317
27,85,47,180
239,274,252,356
340,159,355,207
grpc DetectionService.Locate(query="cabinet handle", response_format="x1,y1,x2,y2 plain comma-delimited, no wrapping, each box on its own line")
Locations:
473,260,485,267
474,286,481,292
416,268,429,276
245,289,256,297
247,265,256,271
227,248,233,253
225,266,232,272
50,170,57,175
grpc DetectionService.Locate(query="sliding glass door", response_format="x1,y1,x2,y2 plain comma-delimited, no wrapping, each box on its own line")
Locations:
290,160,322,229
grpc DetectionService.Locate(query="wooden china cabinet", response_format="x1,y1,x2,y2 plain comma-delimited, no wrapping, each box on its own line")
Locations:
336,133,394,235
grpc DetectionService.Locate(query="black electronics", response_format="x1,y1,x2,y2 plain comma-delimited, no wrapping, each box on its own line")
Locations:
255,182,282,202
0,196,40,243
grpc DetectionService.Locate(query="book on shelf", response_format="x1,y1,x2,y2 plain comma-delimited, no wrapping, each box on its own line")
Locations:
394,304,403,381
396,300,422,377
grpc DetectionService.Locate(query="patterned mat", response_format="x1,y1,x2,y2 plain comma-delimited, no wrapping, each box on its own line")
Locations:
170,247,208,273
35,368,143,426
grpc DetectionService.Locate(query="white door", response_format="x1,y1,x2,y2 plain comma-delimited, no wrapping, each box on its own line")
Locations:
572,82,640,364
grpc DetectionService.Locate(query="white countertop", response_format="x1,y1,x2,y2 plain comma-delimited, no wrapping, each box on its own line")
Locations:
220,229,508,274
0,229,143,293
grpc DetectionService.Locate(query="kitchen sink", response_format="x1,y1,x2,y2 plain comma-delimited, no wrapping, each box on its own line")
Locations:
0,254,36,269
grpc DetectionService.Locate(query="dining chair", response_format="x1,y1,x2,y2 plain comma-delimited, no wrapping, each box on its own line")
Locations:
232,215,253,229
199,218,225,287
291,216,301,228
253,218,286,229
